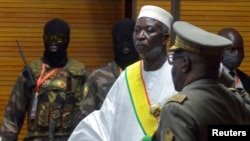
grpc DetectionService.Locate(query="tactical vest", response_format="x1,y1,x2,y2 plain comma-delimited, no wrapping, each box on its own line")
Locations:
25,59,87,139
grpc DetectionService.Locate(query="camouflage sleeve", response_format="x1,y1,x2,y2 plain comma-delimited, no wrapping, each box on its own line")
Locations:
77,81,99,121
84,66,116,110
0,73,31,140
73,68,95,124
87,76,106,109
76,69,105,121
76,65,115,122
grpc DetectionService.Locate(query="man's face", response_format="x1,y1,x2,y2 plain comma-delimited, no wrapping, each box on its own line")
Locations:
222,35,244,70
133,17,167,59
219,30,244,70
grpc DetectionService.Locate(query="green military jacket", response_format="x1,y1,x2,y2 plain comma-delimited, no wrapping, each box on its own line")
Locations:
154,79,250,141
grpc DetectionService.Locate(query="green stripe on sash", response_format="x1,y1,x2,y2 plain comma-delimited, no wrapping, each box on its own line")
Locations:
125,61,157,136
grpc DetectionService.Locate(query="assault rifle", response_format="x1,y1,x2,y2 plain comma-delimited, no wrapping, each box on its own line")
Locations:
16,40,36,89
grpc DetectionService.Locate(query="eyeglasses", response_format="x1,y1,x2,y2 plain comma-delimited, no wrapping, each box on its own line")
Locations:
44,34,67,43
226,47,244,53
167,55,185,65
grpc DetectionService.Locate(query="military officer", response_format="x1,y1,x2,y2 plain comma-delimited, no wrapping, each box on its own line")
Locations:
153,21,250,141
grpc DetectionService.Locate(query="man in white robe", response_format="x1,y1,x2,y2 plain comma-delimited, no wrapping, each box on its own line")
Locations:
68,5,176,141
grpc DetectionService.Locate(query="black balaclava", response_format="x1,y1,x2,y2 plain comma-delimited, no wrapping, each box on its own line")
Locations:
42,18,70,68
112,18,140,70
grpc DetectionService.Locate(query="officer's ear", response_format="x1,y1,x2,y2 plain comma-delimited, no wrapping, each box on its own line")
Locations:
182,56,191,73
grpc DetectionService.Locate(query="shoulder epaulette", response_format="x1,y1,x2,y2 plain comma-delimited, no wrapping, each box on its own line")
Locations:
228,87,237,93
166,93,187,104
228,87,249,97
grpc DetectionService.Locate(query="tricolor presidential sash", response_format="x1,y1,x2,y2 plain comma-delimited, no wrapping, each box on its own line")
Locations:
125,61,158,136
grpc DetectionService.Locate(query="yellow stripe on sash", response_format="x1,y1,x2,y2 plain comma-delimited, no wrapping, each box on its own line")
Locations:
125,61,157,136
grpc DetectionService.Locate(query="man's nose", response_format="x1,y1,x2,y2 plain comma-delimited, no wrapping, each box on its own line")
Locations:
138,30,146,39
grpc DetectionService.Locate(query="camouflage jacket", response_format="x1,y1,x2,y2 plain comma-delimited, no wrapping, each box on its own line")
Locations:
0,59,89,141
79,60,121,119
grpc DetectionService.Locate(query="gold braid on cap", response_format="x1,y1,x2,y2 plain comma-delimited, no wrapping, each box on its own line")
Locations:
174,36,223,55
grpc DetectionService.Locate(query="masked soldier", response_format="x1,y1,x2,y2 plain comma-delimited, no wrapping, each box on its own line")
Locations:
0,18,89,141
79,18,140,117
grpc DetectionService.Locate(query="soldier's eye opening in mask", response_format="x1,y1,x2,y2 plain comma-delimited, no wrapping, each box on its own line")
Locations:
44,34,67,44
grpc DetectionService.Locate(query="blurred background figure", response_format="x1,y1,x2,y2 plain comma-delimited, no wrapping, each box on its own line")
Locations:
218,28,250,93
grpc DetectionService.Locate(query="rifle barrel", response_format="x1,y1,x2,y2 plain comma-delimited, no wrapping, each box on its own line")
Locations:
16,40,28,66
